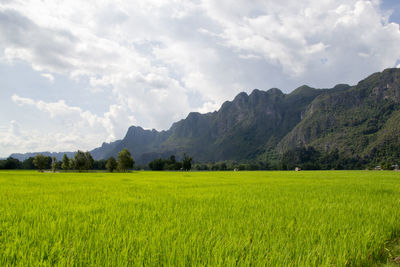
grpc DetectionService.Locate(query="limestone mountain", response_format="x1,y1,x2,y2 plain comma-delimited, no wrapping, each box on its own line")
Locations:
278,68,400,161
91,85,332,163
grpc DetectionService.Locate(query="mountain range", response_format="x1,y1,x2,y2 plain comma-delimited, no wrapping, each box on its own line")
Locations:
10,68,400,165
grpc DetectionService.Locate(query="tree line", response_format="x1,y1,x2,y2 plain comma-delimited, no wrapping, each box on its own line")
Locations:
279,146,399,170
192,145,399,171
1,145,398,171
148,154,192,171
0,148,135,172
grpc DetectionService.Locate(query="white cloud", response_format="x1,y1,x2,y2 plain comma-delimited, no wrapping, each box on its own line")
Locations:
2,0,399,106
201,0,400,77
238,54,262,60
0,121,75,156
1,0,400,156
40,73,54,83
9,94,135,150
12,94,82,118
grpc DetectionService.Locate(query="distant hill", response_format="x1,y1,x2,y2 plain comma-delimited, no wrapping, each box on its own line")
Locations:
11,68,400,165
10,151,76,161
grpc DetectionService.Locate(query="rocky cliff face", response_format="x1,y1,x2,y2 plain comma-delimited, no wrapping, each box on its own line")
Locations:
92,85,326,163
278,68,400,158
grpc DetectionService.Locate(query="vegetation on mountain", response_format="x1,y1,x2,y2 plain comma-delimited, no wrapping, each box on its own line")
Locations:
90,85,326,164
277,68,400,168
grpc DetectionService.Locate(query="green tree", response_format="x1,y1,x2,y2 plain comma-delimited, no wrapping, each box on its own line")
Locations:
4,157,21,169
69,158,75,170
85,151,94,170
106,157,117,172
173,161,183,170
220,162,227,171
33,154,48,172
22,157,35,169
51,156,58,172
182,153,192,171
72,151,94,171
164,155,176,170
61,154,70,171
382,161,393,170
94,159,107,170
117,148,134,172
74,150,87,171
149,158,165,170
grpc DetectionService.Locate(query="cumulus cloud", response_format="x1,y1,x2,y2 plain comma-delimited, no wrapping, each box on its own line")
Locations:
0,0,400,155
201,0,400,78
12,94,82,118
10,94,135,147
2,1,399,105
0,121,79,156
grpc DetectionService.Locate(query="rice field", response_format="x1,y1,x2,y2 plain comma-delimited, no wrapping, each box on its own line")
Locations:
0,170,399,266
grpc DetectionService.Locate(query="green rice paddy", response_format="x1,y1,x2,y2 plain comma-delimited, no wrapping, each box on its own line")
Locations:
0,170,399,266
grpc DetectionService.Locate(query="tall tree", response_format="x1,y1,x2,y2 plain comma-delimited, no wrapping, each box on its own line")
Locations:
85,151,94,170
117,148,134,172
61,154,70,171
106,157,117,172
74,150,87,172
182,153,192,171
33,154,48,172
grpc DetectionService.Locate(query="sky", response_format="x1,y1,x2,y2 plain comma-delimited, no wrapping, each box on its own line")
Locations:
1,0,400,157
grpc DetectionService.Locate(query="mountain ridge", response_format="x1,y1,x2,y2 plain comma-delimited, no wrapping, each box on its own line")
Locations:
9,68,400,166
278,68,400,161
